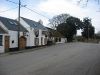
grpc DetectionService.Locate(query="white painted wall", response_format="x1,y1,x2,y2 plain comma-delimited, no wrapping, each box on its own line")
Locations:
39,30,47,45
39,30,42,45
56,38,67,43
61,38,67,43
29,28,35,46
8,30,18,48
20,18,30,29
8,30,26,48
42,34,47,45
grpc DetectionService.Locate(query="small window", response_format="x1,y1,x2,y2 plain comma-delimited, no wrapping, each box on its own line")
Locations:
34,24,37,27
0,35,3,46
12,40,14,43
9,21,17,25
9,21,14,24
14,22,18,25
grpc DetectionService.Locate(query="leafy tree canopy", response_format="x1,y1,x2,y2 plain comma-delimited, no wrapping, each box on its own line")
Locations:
49,14,70,29
81,17,95,39
49,14,95,42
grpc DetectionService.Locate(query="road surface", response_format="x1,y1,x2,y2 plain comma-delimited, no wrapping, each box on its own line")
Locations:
0,42,100,75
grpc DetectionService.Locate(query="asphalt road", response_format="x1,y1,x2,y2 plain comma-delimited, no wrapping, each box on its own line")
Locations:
0,42,100,75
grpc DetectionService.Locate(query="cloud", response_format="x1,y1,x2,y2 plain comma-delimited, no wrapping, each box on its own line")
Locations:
37,0,100,33
37,0,95,21
0,6,18,19
0,0,100,33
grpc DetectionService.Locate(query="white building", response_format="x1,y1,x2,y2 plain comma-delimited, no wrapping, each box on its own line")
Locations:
0,16,27,53
46,27,67,44
0,27,8,53
20,17,48,48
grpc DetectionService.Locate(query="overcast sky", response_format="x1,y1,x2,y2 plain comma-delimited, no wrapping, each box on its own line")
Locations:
0,0,100,34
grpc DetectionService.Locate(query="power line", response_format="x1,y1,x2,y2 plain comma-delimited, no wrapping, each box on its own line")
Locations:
24,7,50,19
6,0,50,19
6,0,27,7
6,0,18,5
0,7,18,13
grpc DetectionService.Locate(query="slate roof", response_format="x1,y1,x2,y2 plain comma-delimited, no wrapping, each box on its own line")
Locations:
0,27,7,34
21,17,47,30
0,16,27,32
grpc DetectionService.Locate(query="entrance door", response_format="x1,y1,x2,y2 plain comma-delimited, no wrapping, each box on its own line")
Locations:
19,36,26,49
5,36,9,52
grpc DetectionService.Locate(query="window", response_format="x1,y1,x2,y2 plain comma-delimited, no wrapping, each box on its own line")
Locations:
9,21,17,25
12,40,14,43
34,24,37,27
0,35,3,46
59,38,61,42
9,21,14,24
34,29,39,37
14,22,18,25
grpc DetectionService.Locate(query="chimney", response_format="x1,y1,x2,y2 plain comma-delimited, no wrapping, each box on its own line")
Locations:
38,19,43,25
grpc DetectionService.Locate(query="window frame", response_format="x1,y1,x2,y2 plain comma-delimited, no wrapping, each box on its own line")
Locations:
0,35,3,46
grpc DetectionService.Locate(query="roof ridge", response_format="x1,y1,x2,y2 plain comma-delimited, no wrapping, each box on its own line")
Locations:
21,17,37,23
0,16,16,21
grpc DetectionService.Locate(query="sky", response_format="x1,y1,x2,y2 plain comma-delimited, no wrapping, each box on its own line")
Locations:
0,0,100,35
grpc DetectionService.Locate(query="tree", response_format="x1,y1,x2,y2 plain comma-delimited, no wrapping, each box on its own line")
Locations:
49,14,70,29
57,16,82,42
49,14,95,42
81,17,95,39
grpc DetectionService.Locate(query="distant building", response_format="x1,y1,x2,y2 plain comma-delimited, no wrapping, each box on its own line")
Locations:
46,27,67,44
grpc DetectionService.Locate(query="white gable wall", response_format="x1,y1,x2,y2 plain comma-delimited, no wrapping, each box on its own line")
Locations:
29,28,35,46
20,18,30,47
20,18,35,47
20,18,30,29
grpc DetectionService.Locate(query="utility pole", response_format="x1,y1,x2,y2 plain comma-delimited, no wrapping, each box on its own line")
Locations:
6,0,26,50
18,0,21,50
